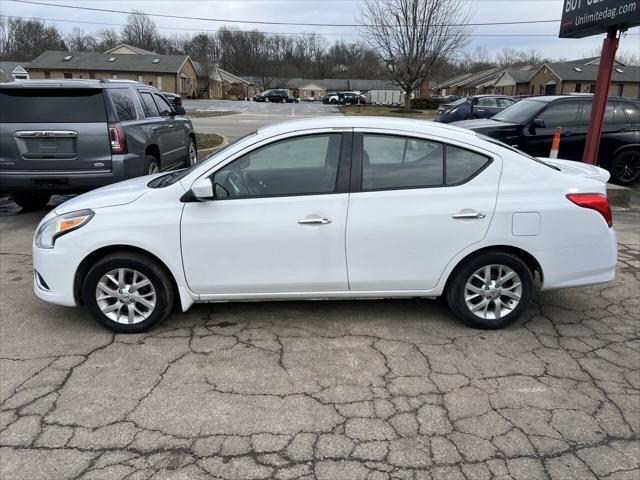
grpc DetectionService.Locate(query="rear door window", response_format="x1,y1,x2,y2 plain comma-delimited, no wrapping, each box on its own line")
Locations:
0,89,107,123
622,103,640,125
139,91,160,117
108,89,138,121
153,93,173,116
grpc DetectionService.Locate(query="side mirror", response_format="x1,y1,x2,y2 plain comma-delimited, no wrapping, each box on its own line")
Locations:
190,177,215,200
173,106,186,115
531,118,546,129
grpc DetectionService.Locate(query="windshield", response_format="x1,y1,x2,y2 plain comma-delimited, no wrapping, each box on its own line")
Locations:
148,131,258,188
492,99,545,124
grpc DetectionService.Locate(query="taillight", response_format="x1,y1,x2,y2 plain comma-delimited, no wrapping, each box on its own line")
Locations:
566,193,612,227
108,123,127,154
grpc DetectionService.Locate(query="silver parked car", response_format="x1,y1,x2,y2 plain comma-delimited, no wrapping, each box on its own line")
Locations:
0,79,196,210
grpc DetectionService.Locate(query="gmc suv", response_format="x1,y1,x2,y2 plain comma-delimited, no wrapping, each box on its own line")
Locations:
0,79,196,210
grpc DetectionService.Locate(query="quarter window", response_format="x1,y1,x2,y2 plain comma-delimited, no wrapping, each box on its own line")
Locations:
108,89,137,121
213,134,342,199
446,146,490,184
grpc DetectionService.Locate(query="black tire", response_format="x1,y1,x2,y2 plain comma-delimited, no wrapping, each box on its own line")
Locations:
13,192,51,211
609,150,640,185
83,252,175,333
185,137,197,167
144,155,160,175
446,251,533,329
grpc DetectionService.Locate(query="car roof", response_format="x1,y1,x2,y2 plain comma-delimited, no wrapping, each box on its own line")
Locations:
0,79,149,89
257,116,479,139
522,95,638,104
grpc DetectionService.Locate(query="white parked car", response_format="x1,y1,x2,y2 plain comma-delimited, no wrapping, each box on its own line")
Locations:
33,117,617,333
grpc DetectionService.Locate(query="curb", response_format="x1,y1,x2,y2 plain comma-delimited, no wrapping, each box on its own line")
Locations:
606,183,630,208
198,134,229,154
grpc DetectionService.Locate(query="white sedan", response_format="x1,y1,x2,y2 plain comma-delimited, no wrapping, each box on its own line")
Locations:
32,117,617,333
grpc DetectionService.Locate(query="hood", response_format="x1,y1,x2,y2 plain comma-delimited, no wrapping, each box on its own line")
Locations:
53,174,160,215
541,158,610,184
452,118,517,130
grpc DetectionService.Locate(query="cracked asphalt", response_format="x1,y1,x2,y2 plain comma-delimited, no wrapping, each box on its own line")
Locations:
0,197,638,480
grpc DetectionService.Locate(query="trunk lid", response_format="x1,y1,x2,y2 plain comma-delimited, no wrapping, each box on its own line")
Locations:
0,87,112,173
541,158,610,184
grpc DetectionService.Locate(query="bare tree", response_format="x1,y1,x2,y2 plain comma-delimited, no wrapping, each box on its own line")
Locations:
122,10,157,52
184,33,219,97
95,28,120,51
65,27,97,52
361,0,470,109
2,18,65,60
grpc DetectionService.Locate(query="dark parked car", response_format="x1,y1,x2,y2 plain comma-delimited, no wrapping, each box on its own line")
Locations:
434,95,516,123
254,89,290,103
0,79,196,210
339,92,367,105
454,95,640,185
161,91,184,111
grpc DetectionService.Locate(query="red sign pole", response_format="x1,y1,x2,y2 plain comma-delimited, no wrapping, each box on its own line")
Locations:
582,27,619,165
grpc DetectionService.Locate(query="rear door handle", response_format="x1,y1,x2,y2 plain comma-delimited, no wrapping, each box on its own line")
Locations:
452,211,486,219
298,216,332,225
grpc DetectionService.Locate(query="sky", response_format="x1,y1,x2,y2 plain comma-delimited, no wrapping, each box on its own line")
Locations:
1,0,639,62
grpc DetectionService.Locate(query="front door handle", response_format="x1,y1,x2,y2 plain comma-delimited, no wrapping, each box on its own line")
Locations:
298,216,332,225
452,211,486,219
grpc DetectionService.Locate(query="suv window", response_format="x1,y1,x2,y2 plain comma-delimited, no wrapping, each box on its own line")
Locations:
139,91,159,117
497,98,515,108
623,103,640,124
108,89,137,121
577,102,629,126
0,88,107,123
213,134,342,199
153,93,173,116
362,135,444,190
477,97,498,107
537,102,579,127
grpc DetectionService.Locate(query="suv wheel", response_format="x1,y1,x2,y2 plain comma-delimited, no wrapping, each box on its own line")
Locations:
83,252,175,333
446,251,533,329
145,155,160,175
13,193,51,211
610,150,640,185
186,138,197,167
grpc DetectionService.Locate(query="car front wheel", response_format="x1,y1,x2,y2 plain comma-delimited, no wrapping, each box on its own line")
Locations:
83,252,175,333
186,138,197,167
446,251,533,329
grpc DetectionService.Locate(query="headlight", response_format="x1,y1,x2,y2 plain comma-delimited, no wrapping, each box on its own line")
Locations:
35,209,94,249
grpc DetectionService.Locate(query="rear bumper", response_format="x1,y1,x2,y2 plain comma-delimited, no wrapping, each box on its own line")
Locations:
0,153,143,193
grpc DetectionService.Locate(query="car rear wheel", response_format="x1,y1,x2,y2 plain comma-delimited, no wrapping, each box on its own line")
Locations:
13,193,51,211
610,150,640,185
83,252,175,333
145,155,160,175
446,251,533,329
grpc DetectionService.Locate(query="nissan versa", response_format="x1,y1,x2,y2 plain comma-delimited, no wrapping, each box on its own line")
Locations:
33,117,617,333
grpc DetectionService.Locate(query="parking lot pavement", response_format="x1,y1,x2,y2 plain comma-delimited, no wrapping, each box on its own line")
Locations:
0,199,638,480
186,99,341,143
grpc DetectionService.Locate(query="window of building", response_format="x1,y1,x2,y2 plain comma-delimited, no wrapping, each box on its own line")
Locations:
616,84,624,97
589,84,596,93
574,83,582,93
112,74,118,79
180,76,188,92
137,75,143,84
156,75,163,90
89,72,95,79
63,72,72,79
212,134,342,199
44,71,50,79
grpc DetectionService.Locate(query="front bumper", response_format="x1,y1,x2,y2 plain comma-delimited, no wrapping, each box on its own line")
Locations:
32,235,84,307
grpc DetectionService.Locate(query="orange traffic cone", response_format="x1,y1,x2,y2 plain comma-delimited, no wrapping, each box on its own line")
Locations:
549,126,562,159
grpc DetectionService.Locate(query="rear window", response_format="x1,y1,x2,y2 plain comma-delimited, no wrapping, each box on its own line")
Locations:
0,89,107,123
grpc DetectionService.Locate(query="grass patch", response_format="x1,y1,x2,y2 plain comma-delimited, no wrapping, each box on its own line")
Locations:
341,105,435,119
186,110,236,118
196,133,224,150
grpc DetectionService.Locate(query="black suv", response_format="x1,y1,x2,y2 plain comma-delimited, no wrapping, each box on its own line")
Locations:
0,79,196,209
254,89,289,103
454,96,640,184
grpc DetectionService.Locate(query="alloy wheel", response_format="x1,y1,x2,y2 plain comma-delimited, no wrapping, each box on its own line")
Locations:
189,141,197,166
148,162,159,175
615,152,640,183
464,264,522,320
95,268,156,324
